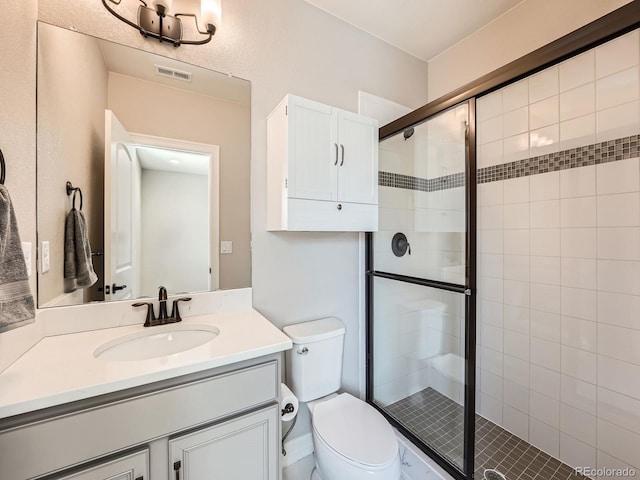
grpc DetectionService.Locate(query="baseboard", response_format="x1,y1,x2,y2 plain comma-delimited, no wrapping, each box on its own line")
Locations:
281,432,314,468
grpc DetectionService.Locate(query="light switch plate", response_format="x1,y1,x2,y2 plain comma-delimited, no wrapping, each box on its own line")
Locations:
41,241,50,273
22,242,32,277
220,241,233,254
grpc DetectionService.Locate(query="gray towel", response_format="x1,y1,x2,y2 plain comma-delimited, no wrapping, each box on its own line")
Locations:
0,185,35,332
64,208,98,289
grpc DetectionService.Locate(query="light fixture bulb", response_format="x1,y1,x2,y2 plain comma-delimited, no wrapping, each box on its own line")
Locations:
151,0,173,15
201,0,221,31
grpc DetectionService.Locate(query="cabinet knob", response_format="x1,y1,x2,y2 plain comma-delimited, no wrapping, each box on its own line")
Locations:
337,204,342,211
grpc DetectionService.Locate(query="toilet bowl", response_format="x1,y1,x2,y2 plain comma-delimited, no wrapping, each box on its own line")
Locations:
283,318,401,480
310,393,401,479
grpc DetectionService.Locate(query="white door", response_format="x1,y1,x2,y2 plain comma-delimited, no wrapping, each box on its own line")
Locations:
288,95,338,201
169,406,278,480
55,450,149,480
336,110,379,205
104,110,138,301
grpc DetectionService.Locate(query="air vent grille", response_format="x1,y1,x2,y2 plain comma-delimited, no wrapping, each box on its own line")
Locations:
155,65,192,82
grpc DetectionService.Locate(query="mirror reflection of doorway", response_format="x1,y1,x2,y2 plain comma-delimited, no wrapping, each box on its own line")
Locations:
105,110,220,301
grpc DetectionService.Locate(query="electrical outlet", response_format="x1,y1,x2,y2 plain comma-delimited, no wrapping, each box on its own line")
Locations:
41,241,50,273
220,241,233,254
22,242,32,277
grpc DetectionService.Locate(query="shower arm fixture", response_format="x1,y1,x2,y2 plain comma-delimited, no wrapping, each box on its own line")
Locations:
101,0,218,47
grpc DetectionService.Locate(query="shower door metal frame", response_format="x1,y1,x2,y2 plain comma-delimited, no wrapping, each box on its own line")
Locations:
365,98,477,480
366,4,640,480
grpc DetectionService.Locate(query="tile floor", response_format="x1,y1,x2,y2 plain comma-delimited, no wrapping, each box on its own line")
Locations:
385,388,591,480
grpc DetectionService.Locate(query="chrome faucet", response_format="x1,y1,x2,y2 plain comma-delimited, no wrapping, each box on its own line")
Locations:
132,286,192,327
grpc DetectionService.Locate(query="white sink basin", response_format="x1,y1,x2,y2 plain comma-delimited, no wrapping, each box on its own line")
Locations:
94,324,220,362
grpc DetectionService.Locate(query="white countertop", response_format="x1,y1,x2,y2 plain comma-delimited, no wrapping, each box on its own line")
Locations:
0,309,292,420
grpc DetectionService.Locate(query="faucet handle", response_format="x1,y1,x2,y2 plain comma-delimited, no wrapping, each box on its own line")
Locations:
171,297,192,322
133,302,156,327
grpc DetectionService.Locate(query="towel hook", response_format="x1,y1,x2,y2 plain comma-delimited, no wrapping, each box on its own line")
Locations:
66,181,83,210
0,148,5,185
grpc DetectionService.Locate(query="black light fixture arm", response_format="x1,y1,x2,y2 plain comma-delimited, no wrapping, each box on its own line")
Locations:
174,13,216,43
102,0,144,34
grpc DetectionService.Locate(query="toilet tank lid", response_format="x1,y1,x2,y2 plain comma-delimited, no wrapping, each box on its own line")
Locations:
283,317,345,343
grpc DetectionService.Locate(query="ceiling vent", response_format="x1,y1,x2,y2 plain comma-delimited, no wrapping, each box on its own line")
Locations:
155,64,192,82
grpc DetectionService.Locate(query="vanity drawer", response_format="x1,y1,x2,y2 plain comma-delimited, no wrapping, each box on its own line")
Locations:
0,360,277,480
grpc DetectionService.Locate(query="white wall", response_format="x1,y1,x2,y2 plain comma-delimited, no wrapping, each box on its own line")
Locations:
140,169,209,296
476,29,640,474
427,0,633,102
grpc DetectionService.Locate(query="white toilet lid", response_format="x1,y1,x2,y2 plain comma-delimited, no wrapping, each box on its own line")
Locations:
312,393,398,467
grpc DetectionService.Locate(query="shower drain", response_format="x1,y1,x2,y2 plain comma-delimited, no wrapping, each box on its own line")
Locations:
484,469,507,480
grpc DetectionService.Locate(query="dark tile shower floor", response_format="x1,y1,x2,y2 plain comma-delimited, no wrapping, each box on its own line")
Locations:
385,388,590,480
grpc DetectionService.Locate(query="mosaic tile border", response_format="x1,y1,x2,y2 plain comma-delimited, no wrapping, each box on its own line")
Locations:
478,134,640,184
379,134,640,191
379,171,466,192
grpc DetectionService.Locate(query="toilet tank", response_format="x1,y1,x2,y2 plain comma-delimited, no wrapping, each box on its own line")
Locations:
283,318,345,402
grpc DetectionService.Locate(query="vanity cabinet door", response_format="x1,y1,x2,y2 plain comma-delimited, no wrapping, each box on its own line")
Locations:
53,450,149,480
169,405,278,480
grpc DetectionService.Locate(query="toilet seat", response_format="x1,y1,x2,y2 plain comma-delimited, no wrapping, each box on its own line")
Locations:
312,393,398,468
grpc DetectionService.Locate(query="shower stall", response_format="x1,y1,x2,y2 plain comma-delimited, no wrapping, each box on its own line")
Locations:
367,100,478,478
366,6,640,480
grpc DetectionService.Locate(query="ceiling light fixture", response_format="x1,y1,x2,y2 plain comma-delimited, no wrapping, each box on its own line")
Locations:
102,0,221,47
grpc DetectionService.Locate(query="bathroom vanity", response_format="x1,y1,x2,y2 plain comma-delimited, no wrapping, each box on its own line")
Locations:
0,309,291,480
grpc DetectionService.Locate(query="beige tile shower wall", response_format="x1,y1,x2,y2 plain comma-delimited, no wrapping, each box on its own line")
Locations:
476,30,640,475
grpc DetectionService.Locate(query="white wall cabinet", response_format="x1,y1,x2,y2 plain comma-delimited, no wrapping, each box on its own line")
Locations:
54,450,149,480
267,94,379,231
170,406,278,480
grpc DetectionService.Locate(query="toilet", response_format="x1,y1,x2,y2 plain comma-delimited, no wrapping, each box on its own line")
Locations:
283,318,401,480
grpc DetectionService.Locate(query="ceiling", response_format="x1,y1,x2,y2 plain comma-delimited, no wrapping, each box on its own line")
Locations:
137,146,210,176
304,0,525,61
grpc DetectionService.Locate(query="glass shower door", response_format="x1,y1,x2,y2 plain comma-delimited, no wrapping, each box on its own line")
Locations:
367,101,475,479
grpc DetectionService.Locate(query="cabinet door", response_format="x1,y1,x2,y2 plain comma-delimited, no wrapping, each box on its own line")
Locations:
54,450,149,480
169,405,278,480
288,95,338,201
336,110,378,205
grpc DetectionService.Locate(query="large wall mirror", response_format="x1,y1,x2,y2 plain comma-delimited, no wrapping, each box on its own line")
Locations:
37,22,251,308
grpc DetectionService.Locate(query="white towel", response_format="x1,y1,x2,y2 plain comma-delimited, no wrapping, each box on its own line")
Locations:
0,185,35,332
64,208,98,289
